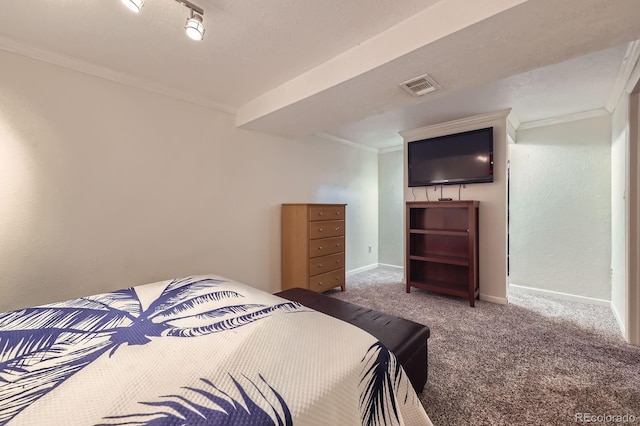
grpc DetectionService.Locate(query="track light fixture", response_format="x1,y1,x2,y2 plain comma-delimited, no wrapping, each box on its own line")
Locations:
184,9,205,41
120,0,206,41
121,0,144,13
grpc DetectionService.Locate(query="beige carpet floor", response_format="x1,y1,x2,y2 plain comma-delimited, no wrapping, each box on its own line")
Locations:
326,266,640,426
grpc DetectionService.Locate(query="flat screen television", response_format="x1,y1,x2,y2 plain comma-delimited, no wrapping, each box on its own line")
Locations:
407,127,494,187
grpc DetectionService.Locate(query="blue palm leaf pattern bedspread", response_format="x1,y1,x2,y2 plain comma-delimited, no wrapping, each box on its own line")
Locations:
0,275,433,425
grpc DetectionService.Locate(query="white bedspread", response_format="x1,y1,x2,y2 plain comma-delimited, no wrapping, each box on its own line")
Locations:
0,275,432,425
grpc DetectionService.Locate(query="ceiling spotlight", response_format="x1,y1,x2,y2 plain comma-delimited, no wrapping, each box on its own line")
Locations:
184,10,205,41
121,0,144,13
119,0,206,42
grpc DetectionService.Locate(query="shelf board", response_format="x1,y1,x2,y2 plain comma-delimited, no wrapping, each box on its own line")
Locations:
407,279,468,297
409,254,469,266
409,229,468,236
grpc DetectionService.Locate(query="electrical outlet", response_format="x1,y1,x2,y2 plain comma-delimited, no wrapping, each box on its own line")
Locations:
368,246,372,253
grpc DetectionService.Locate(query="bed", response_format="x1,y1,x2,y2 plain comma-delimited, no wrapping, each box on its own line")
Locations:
0,275,433,425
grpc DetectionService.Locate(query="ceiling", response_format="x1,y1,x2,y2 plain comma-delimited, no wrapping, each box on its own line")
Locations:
1,0,639,150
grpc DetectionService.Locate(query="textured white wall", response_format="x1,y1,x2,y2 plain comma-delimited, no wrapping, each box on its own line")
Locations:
378,149,404,267
403,112,509,304
0,51,379,312
611,94,628,327
629,91,640,346
510,116,612,300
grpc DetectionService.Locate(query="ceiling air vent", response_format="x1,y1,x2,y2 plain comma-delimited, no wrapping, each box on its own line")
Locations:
399,74,441,97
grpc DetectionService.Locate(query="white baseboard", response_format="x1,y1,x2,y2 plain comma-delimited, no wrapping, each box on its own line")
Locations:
346,263,378,276
611,302,626,336
347,263,404,276
480,294,509,305
347,265,508,304
509,284,610,306
377,263,403,271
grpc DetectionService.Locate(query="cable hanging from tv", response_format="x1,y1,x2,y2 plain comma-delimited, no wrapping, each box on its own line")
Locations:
438,185,452,202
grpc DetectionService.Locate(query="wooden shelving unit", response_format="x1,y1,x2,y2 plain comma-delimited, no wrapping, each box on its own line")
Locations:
406,201,479,307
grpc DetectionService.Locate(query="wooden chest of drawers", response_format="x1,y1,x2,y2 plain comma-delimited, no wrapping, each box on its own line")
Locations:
281,203,346,293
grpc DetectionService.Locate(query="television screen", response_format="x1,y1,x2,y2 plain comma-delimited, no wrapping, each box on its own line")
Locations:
407,127,494,187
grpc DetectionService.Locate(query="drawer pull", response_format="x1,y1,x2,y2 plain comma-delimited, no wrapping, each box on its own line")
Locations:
318,282,323,285
336,211,340,215
317,264,323,268
335,227,340,231
318,247,323,250
335,277,339,280
319,212,324,216
336,243,341,247
336,260,340,263
319,228,323,232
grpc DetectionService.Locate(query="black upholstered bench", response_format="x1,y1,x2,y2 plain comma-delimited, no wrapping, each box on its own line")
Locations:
275,288,430,393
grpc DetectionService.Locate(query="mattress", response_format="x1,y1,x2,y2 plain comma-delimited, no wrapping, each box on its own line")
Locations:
0,275,433,425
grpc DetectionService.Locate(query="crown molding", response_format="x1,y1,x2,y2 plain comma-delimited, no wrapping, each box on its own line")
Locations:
626,47,640,94
506,111,520,143
507,111,521,130
313,133,404,154
518,108,609,131
379,145,403,153
606,40,640,112
399,108,512,142
628,62,640,94
0,35,238,115
313,132,379,153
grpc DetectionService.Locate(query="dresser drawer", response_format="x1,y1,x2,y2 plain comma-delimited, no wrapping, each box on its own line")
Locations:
309,268,345,292
309,205,345,221
309,220,345,240
309,253,344,276
309,237,345,258
282,203,347,292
